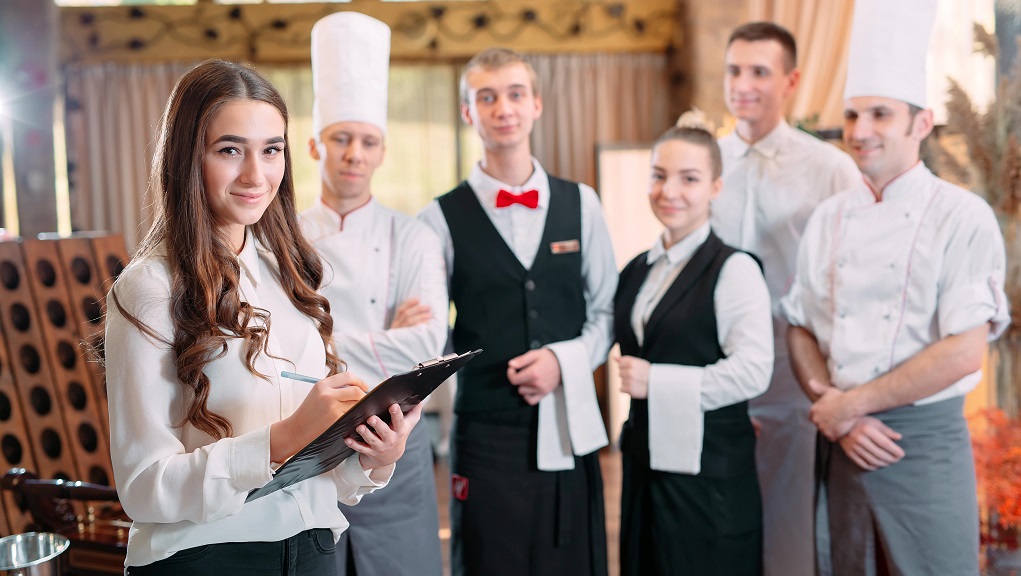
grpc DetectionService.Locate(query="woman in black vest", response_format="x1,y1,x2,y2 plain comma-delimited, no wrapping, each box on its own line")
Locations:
614,116,774,575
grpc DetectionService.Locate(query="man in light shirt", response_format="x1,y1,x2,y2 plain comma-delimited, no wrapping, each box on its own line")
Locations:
299,12,447,576
418,47,614,576
781,1,1009,573
710,21,859,576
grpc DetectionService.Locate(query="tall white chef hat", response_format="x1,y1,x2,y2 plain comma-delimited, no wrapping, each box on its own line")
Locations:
843,0,937,109
311,12,391,137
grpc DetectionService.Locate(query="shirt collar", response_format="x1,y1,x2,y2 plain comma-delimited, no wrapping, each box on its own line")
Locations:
728,121,790,160
467,157,550,209
854,161,930,205
646,221,712,266
315,196,378,232
236,227,262,288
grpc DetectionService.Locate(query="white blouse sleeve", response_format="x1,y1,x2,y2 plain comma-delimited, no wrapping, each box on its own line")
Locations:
105,262,273,525
646,252,773,412
646,252,773,474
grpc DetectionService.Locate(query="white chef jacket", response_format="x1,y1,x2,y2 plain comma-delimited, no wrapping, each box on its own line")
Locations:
105,230,393,568
781,163,1010,403
631,222,773,474
300,197,448,384
418,158,614,470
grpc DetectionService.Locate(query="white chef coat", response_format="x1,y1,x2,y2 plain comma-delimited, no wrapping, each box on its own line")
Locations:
782,163,1009,403
105,230,393,568
630,222,773,474
418,158,614,470
300,197,448,385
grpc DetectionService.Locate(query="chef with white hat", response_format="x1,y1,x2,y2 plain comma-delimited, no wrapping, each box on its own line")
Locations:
299,11,447,576
780,0,1009,574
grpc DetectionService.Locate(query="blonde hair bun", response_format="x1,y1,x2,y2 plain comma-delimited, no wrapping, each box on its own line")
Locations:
674,108,715,134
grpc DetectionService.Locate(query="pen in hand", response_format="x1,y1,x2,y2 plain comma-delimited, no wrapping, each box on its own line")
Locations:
281,371,350,387
280,371,319,384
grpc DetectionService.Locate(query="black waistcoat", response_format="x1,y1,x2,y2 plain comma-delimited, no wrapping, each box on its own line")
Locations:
614,231,756,477
439,177,586,415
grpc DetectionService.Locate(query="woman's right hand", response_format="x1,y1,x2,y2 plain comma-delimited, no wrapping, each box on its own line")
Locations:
270,373,368,463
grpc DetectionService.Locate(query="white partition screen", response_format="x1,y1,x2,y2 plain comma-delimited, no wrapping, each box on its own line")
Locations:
596,143,662,445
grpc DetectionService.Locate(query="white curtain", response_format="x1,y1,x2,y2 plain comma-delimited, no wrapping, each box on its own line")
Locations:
64,61,196,251
64,54,668,250
527,52,669,189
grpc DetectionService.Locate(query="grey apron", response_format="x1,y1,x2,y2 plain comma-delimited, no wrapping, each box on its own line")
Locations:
335,423,442,576
825,396,978,576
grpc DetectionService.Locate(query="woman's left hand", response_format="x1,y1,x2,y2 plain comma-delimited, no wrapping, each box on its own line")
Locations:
617,355,651,399
347,403,423,470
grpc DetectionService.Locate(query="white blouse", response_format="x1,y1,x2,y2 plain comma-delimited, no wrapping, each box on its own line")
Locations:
105,230,392,567
630,222,773,474
781,163,1010,404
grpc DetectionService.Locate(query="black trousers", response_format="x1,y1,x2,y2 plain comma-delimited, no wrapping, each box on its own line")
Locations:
450,411,608,576
620,450,763,576
125,528,337,576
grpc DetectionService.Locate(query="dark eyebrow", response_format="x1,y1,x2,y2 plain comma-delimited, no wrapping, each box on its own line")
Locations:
211,135,285,145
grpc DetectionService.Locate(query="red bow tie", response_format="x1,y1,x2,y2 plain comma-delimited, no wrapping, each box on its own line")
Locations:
496,189,539,209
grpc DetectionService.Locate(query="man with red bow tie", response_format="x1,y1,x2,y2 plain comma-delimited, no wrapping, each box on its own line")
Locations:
419,47,615,576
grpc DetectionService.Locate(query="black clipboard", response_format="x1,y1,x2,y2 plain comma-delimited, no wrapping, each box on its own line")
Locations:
246,349,481,502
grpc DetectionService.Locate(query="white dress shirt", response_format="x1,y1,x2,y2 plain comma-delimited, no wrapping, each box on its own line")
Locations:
105,231,393,567
418,158,616,470
300,197,448,384
631,223,773,474
713,121,860,318
782,163,1010,404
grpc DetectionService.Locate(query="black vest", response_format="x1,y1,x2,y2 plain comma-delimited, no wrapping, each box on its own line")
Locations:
439,177,586,414
614,231,756,477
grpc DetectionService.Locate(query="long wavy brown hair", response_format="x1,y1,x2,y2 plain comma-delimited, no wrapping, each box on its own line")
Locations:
111,59,343,440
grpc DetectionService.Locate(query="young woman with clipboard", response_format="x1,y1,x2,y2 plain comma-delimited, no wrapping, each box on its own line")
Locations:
104,59,421,576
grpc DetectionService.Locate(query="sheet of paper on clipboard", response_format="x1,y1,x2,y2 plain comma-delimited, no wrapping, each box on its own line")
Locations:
246,349,482,502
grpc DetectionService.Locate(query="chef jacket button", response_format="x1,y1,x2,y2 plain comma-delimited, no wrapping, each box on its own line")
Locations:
529,309,539,319
370,298,376,304
530,340,541,350
836,364,843,371
837,259,846,268
873,366,881,375
524,279,536,291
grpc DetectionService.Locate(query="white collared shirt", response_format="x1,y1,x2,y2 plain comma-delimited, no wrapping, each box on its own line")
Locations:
781,164,1010,404
712,121,860,317
300,197,448,384
105,230,393,567
630,223,773,473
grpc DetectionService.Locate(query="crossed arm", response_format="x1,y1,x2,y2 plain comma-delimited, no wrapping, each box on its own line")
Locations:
787,323,989,470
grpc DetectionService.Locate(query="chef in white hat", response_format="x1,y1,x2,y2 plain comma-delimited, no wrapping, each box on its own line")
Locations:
299,11,447,576
780,0,1009,574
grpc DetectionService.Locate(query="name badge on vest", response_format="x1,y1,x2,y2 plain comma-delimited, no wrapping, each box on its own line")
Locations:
550,239,580,255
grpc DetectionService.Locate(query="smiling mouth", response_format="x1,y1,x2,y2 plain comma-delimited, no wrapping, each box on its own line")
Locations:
232,192,263,199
